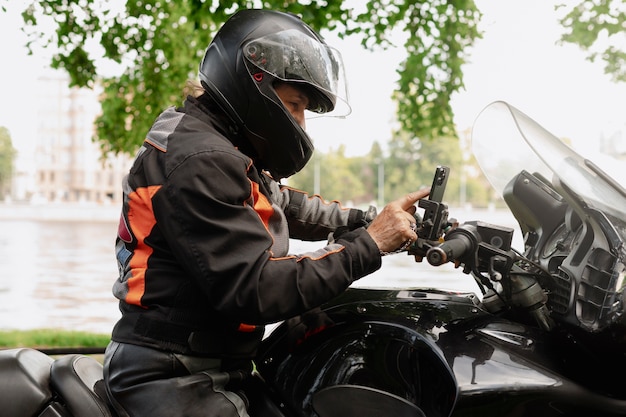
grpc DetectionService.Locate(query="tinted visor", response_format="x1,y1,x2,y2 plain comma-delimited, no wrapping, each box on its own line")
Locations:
243,29,350,116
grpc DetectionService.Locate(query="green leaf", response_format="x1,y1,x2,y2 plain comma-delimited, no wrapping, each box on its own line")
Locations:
14,0,481,153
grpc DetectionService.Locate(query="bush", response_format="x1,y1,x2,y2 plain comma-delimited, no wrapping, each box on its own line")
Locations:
0,329,110,348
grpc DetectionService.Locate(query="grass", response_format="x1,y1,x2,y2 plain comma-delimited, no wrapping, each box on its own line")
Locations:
0,329,110,349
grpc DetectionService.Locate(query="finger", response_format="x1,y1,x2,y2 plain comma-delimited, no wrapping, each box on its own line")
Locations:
394,188,430,211
416,187,431,200
397,188,430,211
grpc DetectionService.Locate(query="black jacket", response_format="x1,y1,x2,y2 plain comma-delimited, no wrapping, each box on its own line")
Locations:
111,96,381,357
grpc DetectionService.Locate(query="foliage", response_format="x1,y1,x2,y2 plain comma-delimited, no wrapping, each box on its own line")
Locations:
0,329,110,348
385,1,481,141
0,127,16,198
558,0,626,82
384,130,462,201
288,131,493,208
289,145,369,205
9,0,481,155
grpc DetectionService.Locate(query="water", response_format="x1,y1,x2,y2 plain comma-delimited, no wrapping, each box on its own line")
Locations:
0,219,121,334
0,208,519,335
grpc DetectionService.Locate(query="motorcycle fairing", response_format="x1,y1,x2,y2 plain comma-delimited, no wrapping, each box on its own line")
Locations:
473,101,626,333
258,288,476,416
312,384,426,417
257,287,626,417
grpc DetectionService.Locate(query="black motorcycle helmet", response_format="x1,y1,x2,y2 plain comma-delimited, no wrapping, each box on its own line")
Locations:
199,9,349,179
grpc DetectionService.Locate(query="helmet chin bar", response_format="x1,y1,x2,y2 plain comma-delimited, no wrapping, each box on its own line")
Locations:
243,123,313,180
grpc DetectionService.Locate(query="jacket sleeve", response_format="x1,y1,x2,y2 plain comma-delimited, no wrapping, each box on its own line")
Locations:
154,149,382,325
274,183,371,242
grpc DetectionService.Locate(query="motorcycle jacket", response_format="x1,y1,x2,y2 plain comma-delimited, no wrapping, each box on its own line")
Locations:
110,95,382,358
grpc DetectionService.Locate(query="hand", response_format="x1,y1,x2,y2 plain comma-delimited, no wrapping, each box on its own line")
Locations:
367,188,430,255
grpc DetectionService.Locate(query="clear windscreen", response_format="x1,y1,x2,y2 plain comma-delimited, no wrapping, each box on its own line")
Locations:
471,101,626,222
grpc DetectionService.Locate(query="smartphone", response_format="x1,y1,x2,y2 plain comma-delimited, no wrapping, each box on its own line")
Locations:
428,165,450,202
416,165,451,242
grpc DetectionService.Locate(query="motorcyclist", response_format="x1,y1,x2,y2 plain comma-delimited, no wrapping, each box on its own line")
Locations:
103,9,428,417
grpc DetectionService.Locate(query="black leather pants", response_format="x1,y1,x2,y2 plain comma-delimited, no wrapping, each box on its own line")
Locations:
103,341,251,417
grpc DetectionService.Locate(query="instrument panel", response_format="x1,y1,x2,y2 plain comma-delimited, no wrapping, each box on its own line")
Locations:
541,222,582,259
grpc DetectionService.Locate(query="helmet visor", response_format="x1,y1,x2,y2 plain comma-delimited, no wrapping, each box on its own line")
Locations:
243,29,351,117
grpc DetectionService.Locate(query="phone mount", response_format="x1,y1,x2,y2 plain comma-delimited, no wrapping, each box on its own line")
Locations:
417,198,450,241
410,166,453,260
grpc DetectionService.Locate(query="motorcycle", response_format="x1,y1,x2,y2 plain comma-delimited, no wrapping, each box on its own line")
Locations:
1,100,625,416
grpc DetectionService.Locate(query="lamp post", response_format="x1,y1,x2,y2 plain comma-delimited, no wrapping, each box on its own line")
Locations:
376,157,384,208
313,152,321,196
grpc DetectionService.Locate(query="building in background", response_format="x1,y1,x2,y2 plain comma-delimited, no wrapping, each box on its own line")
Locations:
14,70,132,205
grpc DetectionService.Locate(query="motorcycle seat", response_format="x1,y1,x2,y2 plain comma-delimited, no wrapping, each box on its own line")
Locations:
0,348,54,417
50,354,115,417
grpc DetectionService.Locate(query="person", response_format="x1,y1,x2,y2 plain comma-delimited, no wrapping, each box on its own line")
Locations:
103,8,429,417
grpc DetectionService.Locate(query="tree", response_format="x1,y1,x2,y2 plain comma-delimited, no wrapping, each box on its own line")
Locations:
383,129,463,203
0,127,16,199
558,0,626,82
288,146,369,206
8,0,481,154
288,131,494,208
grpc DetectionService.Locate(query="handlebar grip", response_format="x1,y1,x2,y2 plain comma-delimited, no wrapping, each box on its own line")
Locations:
426,233,473,266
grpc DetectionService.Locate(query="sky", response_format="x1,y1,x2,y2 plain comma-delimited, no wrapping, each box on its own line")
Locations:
1,0,626,164
307,0,626,156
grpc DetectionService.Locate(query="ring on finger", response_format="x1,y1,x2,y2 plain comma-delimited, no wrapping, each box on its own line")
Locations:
399,239,412,251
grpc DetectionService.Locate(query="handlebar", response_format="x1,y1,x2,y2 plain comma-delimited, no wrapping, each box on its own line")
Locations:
423,221,514,276
426,233,474,266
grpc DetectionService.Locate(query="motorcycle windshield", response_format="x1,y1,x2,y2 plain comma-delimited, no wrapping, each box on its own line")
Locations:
471,101,626,225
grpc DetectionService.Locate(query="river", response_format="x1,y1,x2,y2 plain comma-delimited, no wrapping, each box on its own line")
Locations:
0,206,520,335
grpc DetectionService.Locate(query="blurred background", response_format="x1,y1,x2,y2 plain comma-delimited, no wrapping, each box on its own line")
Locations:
0,0,624,334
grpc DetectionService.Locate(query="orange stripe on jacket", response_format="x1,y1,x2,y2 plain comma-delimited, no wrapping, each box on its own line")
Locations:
249,180,274,230
238,323,257,333
126,185,161,306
